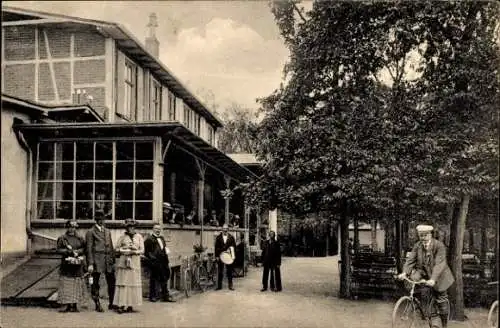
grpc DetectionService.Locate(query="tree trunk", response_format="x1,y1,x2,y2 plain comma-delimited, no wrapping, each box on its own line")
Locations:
480,227,488,260
354,215,359,254
468,228,475,253
371,219,378,251
395,219,403,272
339,202,352,299
448,195,470,321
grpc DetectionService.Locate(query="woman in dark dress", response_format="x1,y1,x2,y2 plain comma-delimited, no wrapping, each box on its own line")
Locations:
56,220,87,312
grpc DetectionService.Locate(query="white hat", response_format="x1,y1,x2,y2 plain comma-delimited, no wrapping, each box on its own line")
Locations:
416,225,433,233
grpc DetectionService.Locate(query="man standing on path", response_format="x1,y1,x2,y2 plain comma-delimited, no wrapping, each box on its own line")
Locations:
86,212,116,312
261,230,282,292
214,224,236,290
144,224,176,303
397,224,454,328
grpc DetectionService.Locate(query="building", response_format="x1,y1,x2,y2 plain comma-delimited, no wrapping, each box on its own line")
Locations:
1,6,257,278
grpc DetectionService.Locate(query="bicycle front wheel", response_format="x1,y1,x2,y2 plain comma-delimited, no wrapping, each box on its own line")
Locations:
183,269,192,298
392,296,417,328
488,300,498,328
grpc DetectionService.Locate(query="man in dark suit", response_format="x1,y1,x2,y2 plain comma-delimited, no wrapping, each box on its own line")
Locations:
398,224,455,328
214,224,236,290
86,212,116,312
261,230,282,292
144,224,175,302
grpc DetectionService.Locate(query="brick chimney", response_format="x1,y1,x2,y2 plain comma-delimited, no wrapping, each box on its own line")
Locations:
145,13,159,58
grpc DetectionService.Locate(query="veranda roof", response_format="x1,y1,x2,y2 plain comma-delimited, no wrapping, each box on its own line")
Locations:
14,121,256,183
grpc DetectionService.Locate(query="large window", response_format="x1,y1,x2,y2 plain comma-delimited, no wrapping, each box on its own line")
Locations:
123,60,137,119
36,140,154,221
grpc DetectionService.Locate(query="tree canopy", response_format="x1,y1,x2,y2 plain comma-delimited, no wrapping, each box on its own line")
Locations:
248,1,498,224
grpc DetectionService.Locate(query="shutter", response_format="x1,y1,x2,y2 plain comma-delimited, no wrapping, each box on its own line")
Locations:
136,66,144,121
161,86,169,121
116,51,125,116
175,97,184,123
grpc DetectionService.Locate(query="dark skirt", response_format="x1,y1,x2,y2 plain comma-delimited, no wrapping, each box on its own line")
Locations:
58,276,86,304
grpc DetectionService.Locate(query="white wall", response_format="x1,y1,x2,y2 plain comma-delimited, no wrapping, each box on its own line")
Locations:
349,230,385,252
1,109,29,258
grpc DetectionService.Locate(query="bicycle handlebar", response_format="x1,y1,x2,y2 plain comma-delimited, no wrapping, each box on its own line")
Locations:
394,275,430,286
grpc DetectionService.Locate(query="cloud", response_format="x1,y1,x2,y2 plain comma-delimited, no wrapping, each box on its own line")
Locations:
161,18,288,110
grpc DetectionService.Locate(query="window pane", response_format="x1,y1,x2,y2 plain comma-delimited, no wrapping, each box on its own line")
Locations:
135,202,152,220
95,162,113,180
38,162,54,180
38,142,54,161
56,142,74,161
115,201,133,220
116,142,134,160
76,182,93,200
37,201,54,219
56,162,74,180
55,201,73,220
76,142,94,161
116,162,134,180
135,142,153,160
75,201,93,220
135,162,153,179
135,182,153,200
115,182,133,201
95,142,113,161
94,201,112,218
76,162,94,180
55,182,73,201
95,183,112,201
37,182,53,200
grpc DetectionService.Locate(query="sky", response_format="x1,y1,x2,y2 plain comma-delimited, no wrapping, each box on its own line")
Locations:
4,1,290,112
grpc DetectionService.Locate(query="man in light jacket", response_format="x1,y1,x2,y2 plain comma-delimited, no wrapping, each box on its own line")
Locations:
398,224,455,328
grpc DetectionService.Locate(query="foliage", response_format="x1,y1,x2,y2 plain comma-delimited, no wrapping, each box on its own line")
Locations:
217,103,260,154
249,1,499,225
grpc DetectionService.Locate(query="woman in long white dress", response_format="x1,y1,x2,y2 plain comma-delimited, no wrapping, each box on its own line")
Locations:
114,219,144,313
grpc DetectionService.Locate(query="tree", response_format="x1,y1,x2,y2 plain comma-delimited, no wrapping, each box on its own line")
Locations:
194,87,260,154
217,103,260,154
254,1,499,306
412,2,500,319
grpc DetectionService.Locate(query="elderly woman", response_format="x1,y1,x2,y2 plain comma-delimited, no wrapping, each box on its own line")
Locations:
56,220,86,312
114,219,144,313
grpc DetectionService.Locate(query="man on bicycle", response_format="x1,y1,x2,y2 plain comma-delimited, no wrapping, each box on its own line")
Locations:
397,224,455,328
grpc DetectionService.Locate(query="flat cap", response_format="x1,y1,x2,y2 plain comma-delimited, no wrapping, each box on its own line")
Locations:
416,224,433,233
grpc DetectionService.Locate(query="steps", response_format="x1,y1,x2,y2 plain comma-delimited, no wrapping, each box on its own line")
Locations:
1,254,60,306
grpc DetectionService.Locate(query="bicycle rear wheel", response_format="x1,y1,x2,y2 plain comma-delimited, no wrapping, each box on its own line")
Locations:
183,269,192,298
429,297,450,325
197,266,209,292
392,296,417,328
210,260,219,285
488,300,498,328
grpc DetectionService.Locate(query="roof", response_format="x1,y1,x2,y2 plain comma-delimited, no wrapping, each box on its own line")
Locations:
2,93,103,122
13,121,256,183
226,153,261,166
1,6,223,128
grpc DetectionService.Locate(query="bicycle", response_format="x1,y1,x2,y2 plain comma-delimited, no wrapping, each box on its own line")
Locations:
199,252,218,287
487,281,498,328
182,253,218,297
392,275,450,328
